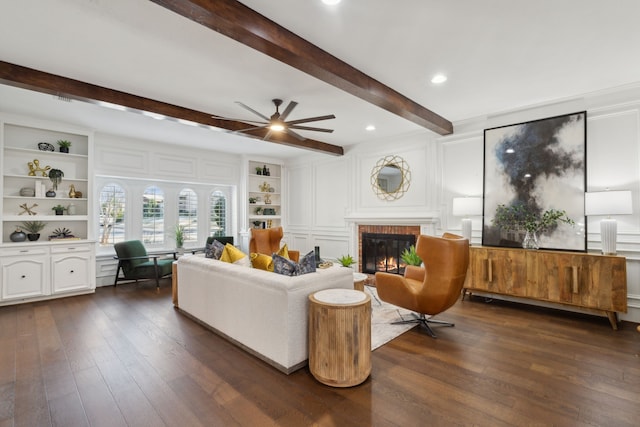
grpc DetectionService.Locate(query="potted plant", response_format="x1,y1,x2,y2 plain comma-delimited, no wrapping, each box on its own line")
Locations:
57,139,72,153
255,166,263,175
249,197,257,204
254,206,263,215
48,168,64,191
21,221,46,241
52,204,66,215
175,224,185,250
401,245,422,266
337,254,355,268
492,203,575,249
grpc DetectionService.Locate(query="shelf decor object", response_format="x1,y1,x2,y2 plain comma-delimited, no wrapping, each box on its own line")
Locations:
483,111,586,251
585,190,632,255
452,197,483,244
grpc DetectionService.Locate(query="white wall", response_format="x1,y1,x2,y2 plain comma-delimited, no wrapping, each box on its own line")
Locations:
285,84,640,323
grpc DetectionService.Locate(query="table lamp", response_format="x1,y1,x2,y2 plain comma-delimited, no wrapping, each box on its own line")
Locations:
452,197,483,244
584,190,632,255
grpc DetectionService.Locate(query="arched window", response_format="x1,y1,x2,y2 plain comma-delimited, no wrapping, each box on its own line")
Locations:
178,188,197,244
142,185,164,244
99,183,125,246
209,190,227,237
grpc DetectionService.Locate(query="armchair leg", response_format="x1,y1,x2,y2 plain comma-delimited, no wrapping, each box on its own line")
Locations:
114,262,123,287
391,313,454,339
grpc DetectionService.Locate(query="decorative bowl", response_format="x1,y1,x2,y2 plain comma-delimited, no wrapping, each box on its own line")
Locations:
38,142,55,151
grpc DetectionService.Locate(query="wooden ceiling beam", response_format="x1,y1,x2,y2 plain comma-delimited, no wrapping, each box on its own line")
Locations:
0,61,344,156
149,0,453,136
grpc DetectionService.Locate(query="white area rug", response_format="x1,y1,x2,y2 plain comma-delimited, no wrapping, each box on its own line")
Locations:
366,285,417,350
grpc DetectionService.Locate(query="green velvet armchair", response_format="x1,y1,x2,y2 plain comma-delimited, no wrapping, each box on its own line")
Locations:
113,240,176,288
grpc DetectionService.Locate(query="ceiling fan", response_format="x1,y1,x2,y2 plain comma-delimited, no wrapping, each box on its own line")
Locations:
213,99,335,141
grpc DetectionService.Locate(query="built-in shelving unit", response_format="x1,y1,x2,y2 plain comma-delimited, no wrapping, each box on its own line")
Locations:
0,116,96,304
247,160,282,230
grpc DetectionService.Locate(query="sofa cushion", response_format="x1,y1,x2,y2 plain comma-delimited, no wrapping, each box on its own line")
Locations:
251,253,274,271
276,243,290,260
205,239,225,259
297,250,317,275
273,250,316,276
220,243,247,264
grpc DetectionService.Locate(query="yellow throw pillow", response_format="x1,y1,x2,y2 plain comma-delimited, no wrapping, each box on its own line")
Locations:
251,253,274,271
220,243,247,263
276,243,290,260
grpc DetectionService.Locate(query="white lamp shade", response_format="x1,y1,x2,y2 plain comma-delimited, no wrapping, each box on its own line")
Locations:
585,190,632,216
452,197,483,217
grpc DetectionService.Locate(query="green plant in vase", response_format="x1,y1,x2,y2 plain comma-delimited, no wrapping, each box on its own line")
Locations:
57,139,72,153
21,220,46,241
175,224,186,249
401,245,422,266
48,168,64,191
337,254,355,268
52,204,66,215
492,203,575,249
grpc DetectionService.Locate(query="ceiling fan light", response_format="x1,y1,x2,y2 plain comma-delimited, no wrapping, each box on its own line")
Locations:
270,123,285,132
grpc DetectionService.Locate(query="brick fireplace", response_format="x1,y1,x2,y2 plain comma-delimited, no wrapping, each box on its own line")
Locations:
357,225,421,274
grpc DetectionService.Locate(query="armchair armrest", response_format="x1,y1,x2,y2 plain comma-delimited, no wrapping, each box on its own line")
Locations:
404,265,425,281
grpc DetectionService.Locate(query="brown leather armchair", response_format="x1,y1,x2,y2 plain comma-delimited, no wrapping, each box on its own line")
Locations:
375,233,469,338
249,226,299,262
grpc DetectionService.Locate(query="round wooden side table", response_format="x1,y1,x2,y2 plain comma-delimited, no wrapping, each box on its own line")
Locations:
308,288,371,387
353,272,368,291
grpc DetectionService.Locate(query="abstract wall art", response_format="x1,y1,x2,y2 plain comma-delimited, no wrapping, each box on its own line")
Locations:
482,111,587,251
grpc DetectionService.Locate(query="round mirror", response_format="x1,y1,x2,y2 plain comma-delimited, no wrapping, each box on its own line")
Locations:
370,155,411,200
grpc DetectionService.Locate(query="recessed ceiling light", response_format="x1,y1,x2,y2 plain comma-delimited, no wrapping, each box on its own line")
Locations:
366,125,376,131
506,148,515,154
322,0,341,4
431,74,447,84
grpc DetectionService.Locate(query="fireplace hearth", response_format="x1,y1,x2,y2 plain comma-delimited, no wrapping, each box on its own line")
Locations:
361,232,416,275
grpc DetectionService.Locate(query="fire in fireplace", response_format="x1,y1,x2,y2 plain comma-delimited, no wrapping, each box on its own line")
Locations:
362,232,416,275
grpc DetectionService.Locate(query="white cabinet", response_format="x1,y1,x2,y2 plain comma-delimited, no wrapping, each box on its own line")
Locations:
0,246,49,300
51,243,95,294
247,160,282,230
0,115,96,305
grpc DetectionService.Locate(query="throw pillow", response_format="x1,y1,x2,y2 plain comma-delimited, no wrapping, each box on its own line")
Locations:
220,243,247,264
251,253,274,271
233,254,251,268
273,254,298,276
205,239,225,259
276,243,290,260
297,250,317,275
273,250,317,276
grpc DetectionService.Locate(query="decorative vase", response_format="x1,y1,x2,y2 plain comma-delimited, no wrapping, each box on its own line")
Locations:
522,230,539,250
46,190,56,198
67,203,76,215
27,233,40,241
59,146,69,153
10,229,27,242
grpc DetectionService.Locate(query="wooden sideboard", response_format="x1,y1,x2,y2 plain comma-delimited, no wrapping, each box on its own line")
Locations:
463,246,627,329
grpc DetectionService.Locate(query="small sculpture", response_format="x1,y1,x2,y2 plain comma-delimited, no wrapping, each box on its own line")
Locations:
264,194,272,204
18,203,38,215
27,159,51,177
68,184,76,198
260,181,271,192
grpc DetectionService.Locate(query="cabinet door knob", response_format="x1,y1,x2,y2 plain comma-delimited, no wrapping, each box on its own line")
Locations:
21,275,26,279
70,270,75,274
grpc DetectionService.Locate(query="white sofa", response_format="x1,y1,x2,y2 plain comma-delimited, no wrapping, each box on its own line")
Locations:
176,255,353,373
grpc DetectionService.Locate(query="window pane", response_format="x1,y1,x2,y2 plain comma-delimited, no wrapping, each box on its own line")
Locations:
143,186,164,244
210,191,227,236
99,183,125,246
178,189,197,243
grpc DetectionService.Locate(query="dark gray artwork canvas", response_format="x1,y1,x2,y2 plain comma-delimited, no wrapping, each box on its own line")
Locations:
482,112,586,251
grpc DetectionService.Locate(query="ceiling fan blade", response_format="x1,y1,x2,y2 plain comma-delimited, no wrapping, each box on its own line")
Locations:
279,101,298,121
236,125,268,132
263,129,274,140
289,125,334,133
211,115,267,125
285,128,306,141
235,101,270,121
285,114,336,125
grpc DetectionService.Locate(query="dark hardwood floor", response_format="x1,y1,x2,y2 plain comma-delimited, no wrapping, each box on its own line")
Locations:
1,279,638,427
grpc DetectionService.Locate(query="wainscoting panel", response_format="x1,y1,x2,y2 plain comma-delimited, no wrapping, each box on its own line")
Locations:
154,153,197,178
